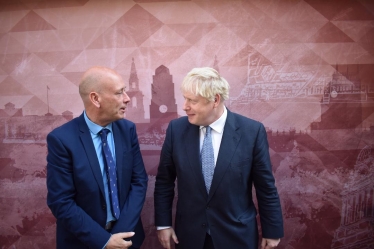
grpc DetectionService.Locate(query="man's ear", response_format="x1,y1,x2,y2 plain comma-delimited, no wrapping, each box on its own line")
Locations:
89,92,100,108
213,93,220,106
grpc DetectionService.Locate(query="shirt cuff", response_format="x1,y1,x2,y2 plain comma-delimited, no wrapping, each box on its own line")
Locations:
157,226,171,230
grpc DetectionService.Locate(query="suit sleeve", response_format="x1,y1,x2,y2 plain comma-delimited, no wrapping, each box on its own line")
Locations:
154,121,177,226
111,124,148,234
46,132,111,249
252,124,284,239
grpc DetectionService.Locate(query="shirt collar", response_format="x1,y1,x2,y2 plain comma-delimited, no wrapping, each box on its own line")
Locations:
83,111,113,135
200,106,227,134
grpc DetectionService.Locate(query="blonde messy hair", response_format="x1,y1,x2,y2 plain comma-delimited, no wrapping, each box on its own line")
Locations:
181,67,230,102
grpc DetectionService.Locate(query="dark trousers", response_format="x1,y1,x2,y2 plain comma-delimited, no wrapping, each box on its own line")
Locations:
203,233,215,249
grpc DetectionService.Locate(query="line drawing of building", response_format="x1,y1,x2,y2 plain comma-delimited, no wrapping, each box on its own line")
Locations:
138,65,179,150
125,58,147,123
230,53,324,105
322,64,368,104
0,102,23,118
149,65,178,124
331,145,374,249
1,111,71,144
230,54,372,106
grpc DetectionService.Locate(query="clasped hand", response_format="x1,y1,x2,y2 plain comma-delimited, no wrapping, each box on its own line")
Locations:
105,232,135,249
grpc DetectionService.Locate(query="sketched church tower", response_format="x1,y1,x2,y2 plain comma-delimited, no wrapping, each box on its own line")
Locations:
126,58,146,123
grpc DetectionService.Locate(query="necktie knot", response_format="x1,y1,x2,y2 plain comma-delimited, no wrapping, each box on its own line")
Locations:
99,129,110,141
205,126,211,136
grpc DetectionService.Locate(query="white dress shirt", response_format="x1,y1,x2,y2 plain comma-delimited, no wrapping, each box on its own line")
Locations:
199,106,227,166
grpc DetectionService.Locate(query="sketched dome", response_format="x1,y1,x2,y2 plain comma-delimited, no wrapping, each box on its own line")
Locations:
355,145,373,174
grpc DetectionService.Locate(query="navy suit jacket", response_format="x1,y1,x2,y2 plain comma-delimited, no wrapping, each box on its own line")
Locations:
154,110,283,249
47,113,148,249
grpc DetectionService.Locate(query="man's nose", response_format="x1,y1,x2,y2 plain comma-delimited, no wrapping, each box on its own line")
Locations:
123,92,130,103
182,100,189,111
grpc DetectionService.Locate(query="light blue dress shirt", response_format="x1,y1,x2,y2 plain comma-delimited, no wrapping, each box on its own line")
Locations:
84,111,116,224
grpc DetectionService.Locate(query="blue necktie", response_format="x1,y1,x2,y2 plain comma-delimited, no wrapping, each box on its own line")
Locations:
201,126,215,193
99,129,120,220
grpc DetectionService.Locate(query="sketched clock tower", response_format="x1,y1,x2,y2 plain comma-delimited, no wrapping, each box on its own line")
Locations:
149,65,178,124
125,58,146,123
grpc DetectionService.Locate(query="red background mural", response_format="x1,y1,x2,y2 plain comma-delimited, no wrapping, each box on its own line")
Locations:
0,0,374,248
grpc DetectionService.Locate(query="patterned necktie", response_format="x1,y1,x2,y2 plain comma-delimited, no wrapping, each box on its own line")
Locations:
201,126,215,193
99,129,120,219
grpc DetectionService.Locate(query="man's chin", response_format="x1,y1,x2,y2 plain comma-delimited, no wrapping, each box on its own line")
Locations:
187,116,197,125
115,113,126,120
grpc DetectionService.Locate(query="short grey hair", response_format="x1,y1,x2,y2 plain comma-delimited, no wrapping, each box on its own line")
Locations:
181,67,230,102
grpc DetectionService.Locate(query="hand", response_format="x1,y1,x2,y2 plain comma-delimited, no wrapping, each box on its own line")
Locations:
157,227,179,249
105,232,134,249
261,238,280,249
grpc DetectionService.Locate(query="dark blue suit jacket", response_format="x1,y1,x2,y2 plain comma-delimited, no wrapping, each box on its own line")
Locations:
154,110,283,249
47,113,148,249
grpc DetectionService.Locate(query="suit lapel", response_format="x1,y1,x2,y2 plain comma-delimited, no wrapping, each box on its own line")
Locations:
208,111,241,202
78,114,105,198
183,123,208,198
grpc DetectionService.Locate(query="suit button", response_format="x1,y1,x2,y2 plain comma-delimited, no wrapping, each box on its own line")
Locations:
202,223,206,227
102,205,106,210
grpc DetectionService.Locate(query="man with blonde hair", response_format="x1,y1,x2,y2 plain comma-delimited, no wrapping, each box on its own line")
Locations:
154,67,283,249
47,66,148,249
